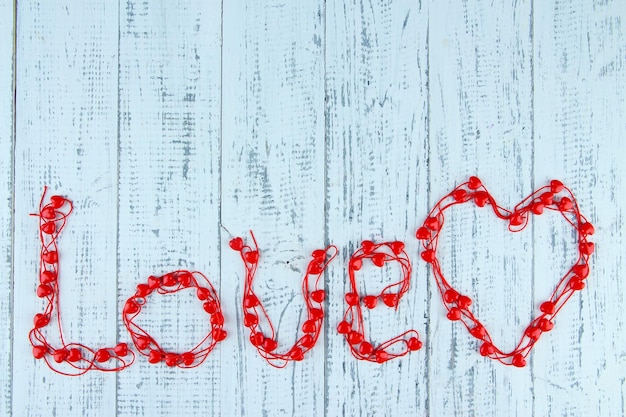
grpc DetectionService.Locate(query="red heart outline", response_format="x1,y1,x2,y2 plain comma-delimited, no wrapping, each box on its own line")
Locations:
417,177,594,367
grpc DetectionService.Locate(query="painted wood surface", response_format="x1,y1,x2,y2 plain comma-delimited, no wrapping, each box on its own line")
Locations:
3,0,626,416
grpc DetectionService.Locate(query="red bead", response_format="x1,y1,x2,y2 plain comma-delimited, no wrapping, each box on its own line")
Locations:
197,287,210,300
95,349,111,363
178,272,193,287
424,217,440,231
229,237,244,251
540,192,554,206
443,289,459,303
67,348,81,362
415,227,430,240
33,314,49,328
474,191,490,207
244,313,258,327
407,337,422,351
509,213,524,227
289,347,304,361
210,312,224,326
375,350,389,363
36,284,53,298
40,270,57,284
300,334,314,349
50,195,65,208
263,338,278,352
136,283,152,297
337,321,351,334
580,222,595,236
203,301,218,314
447,307,462,321
165,353,179,367
244,251,259,264
114,343,128,356
538,318,554,332
310,308,324,321
558,197,573,211
457,295,472,309
302,320,316,334
573,264,589,278
359,341,373,355
251,332,264,346
452,189,468,202
40,222,55,234
372,253,386,267
512,353,526,368
244,294,259,308
347,331,363,345
550,180,564,193
53,349,68,363
569,277,585,290
468,176,482,190
311,249,326,261
310,290,325,303
389,241,405,255
350,258,362,271
124,300,139,315
42,251,58,264
361,240,375,254
479,342,495,356
32,345,47,359
525,326,541,340
41,207,56,220
162,274,177,287
181,352,195,366
421,249,435,263
213,329,227,342
345,293,359,306
363,295,377,309
540,301,556,315
148,350,162,364
136,336,151,350
470,325,486,339
308,263,323,275
530,202,544,215
579,242,594,255
147,275,161,289
381,293,398,308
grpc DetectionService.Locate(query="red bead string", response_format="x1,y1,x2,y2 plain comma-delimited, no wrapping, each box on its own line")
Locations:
417,176,594,367
229,232,338,368
337,241,423,363
29,188,134,376
122,270,226,367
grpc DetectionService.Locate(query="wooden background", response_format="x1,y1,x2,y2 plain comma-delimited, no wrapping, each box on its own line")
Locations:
1,0,625,416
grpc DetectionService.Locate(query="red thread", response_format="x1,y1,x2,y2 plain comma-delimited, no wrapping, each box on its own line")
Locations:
230,232,338,368
417,177,594,367
338,241,422,363
29,188,134,375
122,270,226,367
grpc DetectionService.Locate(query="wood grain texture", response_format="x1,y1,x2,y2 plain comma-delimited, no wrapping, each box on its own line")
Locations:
12,1,119,416
116,1,222,416
325,0,429,415
533,1,626,416
221,1,326,416
0,0,14,415
428,0,534,415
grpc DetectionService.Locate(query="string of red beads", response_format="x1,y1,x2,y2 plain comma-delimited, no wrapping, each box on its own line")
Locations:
29,189,134,376
230,232,338,368
417,177,594,367
337,241,423,363
122,270,226,367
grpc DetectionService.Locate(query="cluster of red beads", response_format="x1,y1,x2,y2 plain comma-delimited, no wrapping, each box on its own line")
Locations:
417,177,595,367
122,270,226,367
30,190,134,376
337,241,422,363
230,233,338,368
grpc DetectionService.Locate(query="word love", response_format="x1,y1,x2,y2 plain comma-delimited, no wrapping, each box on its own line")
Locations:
29,177,594,375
